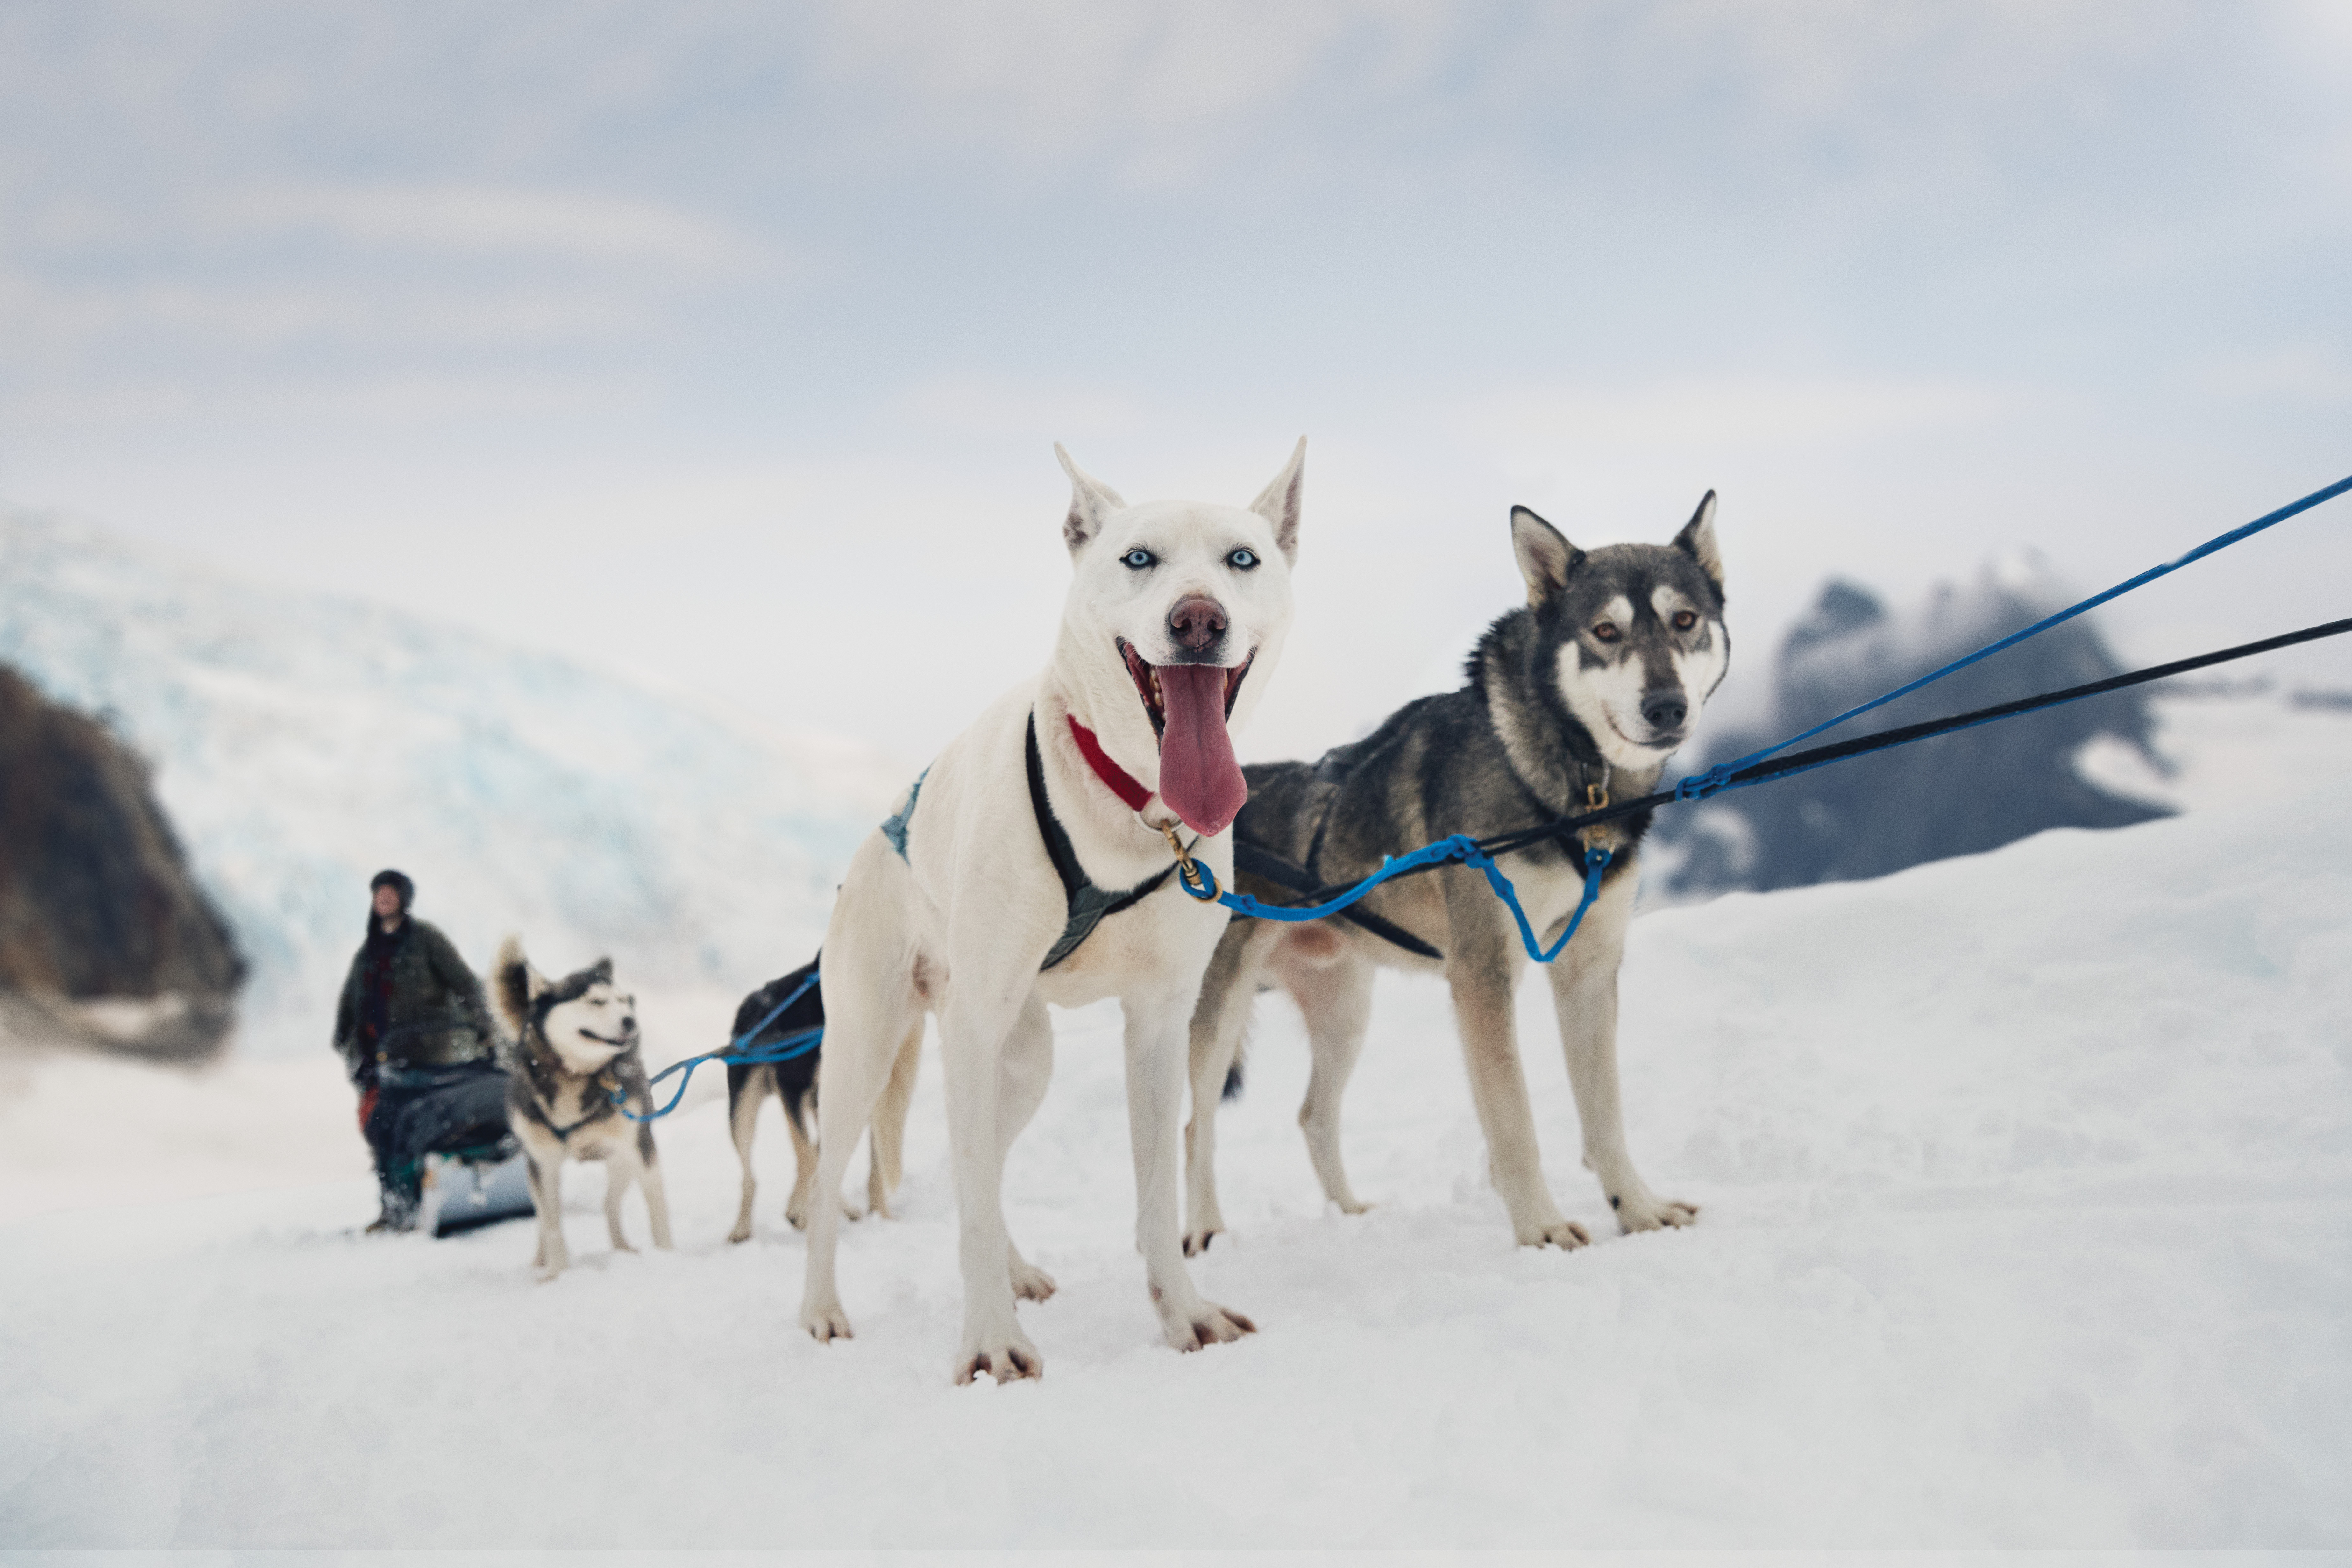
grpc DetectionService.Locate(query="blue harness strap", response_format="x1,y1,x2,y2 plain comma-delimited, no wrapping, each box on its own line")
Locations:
882,769,928,860
615,968,826,1123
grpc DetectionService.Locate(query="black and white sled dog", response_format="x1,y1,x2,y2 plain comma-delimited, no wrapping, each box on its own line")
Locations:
1183,493,1727,1254
722,957,921,1243
494,938,674,1278
801,440,1307,1383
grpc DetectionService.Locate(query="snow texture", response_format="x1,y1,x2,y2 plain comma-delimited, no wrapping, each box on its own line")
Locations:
0,510,907,1057
4,775,2348,1548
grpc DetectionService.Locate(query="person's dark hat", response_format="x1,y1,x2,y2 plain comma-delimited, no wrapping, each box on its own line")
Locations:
369,869,415,912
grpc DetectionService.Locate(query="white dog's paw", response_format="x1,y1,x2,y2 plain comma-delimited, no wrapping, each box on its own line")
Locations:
1612,1191,1699,1232
610,1238,637,1254
955,1328,1043,1384
1515,1218,1592,1251
1010,1254,1058,1303
1181,1223,1223,1257
726,1220,753,1245
801,1299,855,1343
535,1262,565,1283
1162,1299,1257,1352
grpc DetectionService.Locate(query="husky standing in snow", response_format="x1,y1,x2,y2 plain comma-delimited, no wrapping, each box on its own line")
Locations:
721,957,921,1242
800,441,1306,1383
1183,494,1727,1255
494,938,674,1278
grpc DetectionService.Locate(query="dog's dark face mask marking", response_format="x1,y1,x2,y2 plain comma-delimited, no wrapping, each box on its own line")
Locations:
1511,492,1729,768
531,958,638,1075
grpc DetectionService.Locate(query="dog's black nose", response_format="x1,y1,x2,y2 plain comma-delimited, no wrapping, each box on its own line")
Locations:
1168,595,1228,655
1640,690,1688,732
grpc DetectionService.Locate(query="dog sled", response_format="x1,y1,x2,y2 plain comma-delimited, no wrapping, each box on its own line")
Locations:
417,1141,533,1236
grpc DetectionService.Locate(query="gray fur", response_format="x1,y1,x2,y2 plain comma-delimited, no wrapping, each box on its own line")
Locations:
1182,492,1727,1254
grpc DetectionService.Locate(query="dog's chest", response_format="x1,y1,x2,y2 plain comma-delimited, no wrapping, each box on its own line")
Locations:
1032,890,1225,1006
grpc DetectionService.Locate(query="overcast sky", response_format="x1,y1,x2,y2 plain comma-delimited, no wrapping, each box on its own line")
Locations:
4,1,2348,767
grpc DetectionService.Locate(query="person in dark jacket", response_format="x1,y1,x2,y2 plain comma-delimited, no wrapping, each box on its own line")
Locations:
334,869,512,1231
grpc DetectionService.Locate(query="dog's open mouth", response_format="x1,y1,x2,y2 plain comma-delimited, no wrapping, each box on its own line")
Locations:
1118,640,1253,740
579,1027,636,1048
1114,638,1254,837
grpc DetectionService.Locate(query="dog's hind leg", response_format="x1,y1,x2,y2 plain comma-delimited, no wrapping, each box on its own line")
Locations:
1183,916,1279,1256
1542,860,1695,1233
783,1088,820,1230
801,839,924,1345
636,1127,675,1250
996,997,1056,1302
860,1019,923,1220
1281,942,1378,1216
727,1069,767,1244
603,1154,640,1252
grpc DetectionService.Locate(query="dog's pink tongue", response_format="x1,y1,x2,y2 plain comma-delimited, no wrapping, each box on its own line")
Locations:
1155,663,1246,837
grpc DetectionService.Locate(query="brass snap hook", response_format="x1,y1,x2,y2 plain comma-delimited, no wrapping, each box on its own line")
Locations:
1161,823,1210,896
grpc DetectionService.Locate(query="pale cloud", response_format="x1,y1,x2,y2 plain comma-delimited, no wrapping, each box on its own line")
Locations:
214,184,774,276
1462,376,2015,461
899,373,1150,442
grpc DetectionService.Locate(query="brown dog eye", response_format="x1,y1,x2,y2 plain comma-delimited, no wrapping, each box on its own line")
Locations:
1592,622,1620,643
1673,610,1697,631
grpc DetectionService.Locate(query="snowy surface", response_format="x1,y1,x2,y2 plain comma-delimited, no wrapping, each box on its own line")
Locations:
5,777,2348,1548
0,509,907,1055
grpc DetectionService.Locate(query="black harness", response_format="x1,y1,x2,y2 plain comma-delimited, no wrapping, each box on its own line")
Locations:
1024,713,1176,970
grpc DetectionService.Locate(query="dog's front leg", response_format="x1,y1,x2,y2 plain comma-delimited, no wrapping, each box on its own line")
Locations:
1128,991,1257,1351
1544,862,1696,1233
940,986,1043,1383
526,1150,569,1279
996,995,1058,1304
636,1133,675,1250
1441,870,1588,1250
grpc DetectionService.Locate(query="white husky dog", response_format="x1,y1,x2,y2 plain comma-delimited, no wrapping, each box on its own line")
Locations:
801,440,1306,1383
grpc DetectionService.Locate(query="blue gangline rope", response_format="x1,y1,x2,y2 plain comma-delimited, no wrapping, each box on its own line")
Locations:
615,969,824,1123
1675,471,2352,802
1183,470,2351,964
1181,839,1616,965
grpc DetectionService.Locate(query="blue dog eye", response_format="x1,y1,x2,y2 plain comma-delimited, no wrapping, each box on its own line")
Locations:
1123,548,1155,570
1228,548,1258,570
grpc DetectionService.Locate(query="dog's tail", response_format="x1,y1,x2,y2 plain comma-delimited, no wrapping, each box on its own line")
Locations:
490,935,536,1036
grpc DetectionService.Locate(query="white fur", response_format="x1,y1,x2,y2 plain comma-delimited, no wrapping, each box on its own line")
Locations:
1554,641,1659,770
499,940,674,1281
800,441,1305,1383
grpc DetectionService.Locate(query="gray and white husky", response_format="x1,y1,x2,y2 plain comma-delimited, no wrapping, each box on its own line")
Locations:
1183,493,1726,1254
494,938,674,1279
802,440,1306,1383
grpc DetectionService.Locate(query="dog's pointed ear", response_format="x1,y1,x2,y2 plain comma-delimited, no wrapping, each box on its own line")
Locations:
1249,436,1307,564
1673,490,1723,590
1055,443,1126,554
588,958,613,985
492,934,544,1033
1510,505,1582,607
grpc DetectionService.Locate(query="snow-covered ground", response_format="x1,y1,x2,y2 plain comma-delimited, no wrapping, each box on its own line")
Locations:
5,771,2348,1548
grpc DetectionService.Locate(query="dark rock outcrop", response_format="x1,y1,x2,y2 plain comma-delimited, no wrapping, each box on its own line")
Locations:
1660,566,2171,895
0,663,244,1057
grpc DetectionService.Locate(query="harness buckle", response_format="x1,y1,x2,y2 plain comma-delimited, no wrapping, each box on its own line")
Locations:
1161,824,1211,897
1581,782,1611,858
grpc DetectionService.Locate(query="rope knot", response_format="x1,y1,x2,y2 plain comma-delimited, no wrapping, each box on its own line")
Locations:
1676,765,1734,802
